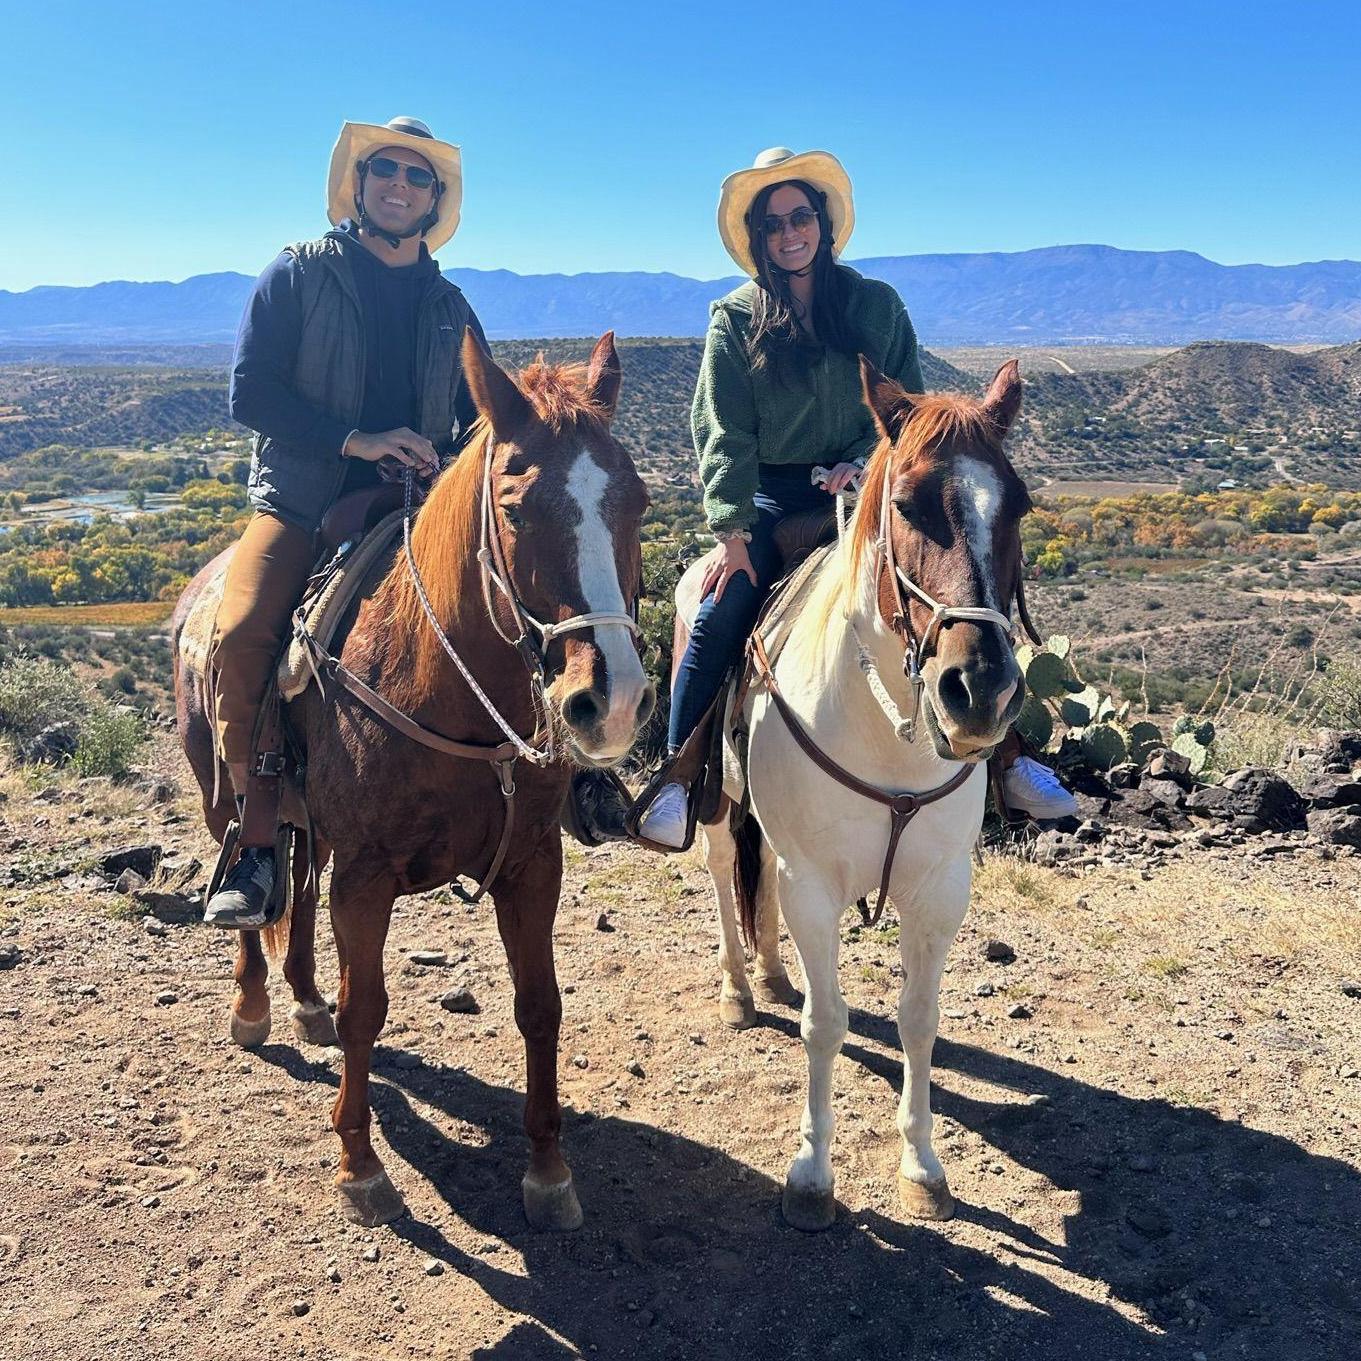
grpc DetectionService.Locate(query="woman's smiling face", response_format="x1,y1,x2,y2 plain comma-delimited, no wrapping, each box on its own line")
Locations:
762,183,821,272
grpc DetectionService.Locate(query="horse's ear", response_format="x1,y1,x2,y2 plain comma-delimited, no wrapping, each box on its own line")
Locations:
462,328,531,441
585,331,622,419
982,359,1022,438
859,354,921,443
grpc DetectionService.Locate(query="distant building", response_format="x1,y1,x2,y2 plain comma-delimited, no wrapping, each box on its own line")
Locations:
1217,479,1239,490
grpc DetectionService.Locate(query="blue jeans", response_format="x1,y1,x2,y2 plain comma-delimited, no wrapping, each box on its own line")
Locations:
668,463,835,752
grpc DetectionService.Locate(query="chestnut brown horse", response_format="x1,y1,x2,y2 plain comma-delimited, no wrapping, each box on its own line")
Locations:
173,332,653,1229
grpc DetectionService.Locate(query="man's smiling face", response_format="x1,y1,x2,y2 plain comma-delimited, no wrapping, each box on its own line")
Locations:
356,145,436,237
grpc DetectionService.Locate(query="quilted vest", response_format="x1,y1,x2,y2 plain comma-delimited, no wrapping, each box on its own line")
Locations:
247,232,478,532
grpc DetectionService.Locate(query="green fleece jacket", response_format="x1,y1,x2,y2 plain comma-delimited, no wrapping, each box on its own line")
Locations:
691,267,924,534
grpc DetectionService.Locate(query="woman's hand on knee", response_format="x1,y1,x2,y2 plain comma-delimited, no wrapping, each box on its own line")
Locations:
701,536,758,602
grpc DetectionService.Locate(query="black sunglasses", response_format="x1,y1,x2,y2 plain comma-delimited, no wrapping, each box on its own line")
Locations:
365,156,437,191
761,206,819,237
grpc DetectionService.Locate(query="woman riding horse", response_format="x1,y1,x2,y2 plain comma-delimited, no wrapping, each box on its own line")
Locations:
637,147,1074,847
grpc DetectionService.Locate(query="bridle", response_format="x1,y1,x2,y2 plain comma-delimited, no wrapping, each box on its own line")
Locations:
474,444,643,683
869,460,1039,743
741,452,1043,923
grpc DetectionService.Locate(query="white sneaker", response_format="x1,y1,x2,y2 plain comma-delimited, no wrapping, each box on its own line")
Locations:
1003,756,1078,821
637,781,690,848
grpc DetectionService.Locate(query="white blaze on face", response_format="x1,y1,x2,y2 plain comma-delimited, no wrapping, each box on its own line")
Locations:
954,457,1018,727
954,457,1004,611
564,450,648,748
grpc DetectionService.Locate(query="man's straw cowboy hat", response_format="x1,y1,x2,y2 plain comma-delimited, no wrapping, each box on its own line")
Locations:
327,117,463,252
717,147,854,277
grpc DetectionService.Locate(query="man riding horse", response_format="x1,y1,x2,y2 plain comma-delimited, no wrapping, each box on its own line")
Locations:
206,116,485,928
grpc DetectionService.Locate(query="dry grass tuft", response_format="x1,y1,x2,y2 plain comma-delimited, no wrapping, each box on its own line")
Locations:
972,855,1061,911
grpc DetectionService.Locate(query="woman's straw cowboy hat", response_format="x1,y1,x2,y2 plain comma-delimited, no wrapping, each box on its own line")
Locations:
327,117,463,252
717,147,855,277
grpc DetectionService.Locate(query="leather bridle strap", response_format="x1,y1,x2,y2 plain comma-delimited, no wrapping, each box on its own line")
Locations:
748,632,975,924
320,652,530,902
474,444,641,665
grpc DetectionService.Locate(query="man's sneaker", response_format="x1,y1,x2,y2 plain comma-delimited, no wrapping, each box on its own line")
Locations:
636,781,690,849
204,846,280,930
1003,755,1078,821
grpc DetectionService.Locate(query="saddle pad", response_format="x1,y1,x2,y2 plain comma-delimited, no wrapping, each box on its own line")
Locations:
277,508,406,701
178,556,231,679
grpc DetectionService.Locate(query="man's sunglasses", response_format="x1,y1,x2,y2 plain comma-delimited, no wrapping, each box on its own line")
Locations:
365,156,437,191
761,206,819,237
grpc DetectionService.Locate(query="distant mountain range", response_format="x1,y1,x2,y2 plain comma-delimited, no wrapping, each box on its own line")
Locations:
1,245,1357,346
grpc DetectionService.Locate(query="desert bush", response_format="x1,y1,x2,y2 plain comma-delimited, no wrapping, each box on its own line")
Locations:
70,705,145,779
0,653,147,776
0,654,88,743
1316,655,1361,730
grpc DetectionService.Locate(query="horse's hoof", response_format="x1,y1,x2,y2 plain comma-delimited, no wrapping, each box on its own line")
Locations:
336,1171,406,1227
718,993,757,1029
898,1171,955,1221
229,1009,271,1048
753,973,801,1008
522,1172,584,1232
782,1183,836,1232
290,1001,340,1048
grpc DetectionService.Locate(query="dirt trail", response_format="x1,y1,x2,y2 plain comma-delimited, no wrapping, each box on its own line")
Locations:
2,742,1359,1360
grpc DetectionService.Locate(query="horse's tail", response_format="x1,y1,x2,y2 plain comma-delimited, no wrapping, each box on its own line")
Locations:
730,800,765,952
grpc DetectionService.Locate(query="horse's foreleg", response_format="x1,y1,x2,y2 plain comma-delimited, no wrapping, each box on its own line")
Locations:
229,930,272,1047
284,840,338,1047
752,837,797,1008
778,865,847,1232
894,865,970,1221
493,843,581,1231
328,874,403,1227
700,822,755,1029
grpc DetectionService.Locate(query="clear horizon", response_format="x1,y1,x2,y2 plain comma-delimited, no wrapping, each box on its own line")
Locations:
3,0,1358,292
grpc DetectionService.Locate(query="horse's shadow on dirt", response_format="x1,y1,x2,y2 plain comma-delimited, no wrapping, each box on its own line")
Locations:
260,1006,1360,1361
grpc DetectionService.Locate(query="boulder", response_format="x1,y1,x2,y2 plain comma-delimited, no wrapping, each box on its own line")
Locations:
1142,778,1187,809
1300,773,1361,809
98,845,163,879
20,721,79,766
1217,768,1305,831
1185,785,1232,815
1307,808,1361,848
1146,750,1193,785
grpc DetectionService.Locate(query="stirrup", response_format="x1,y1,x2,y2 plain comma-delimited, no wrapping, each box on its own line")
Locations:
205,821,294,929
625,762,701,854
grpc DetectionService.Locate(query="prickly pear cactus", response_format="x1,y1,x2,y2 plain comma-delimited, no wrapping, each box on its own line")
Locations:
1171,731,1209,775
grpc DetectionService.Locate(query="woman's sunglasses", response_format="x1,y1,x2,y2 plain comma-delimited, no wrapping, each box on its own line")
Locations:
365,156,437,191
761,206,819,237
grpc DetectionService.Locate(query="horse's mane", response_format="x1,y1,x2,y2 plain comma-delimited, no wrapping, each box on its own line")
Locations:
798,393,1001,660
372,359,603,705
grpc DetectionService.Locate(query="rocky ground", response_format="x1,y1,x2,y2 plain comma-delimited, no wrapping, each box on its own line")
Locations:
1,734,1359,1361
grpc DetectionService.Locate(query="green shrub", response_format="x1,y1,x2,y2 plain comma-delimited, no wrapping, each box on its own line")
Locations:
71,706,146,779
0,655,87,743
1317,655,1361,730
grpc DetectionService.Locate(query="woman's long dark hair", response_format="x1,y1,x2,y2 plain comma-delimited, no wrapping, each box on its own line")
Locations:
745,179,856,383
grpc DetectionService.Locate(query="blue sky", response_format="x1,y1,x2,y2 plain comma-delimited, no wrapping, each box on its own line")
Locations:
2,0,1358,291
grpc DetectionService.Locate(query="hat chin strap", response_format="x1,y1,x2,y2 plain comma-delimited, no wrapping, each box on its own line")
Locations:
355,166,441,251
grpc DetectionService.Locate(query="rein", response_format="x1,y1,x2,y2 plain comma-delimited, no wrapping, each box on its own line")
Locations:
741,456,1038,923
296,458,638,902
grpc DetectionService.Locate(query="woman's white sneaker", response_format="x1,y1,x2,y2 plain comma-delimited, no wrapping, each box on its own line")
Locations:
636,781,690,848
1003,756,1078,820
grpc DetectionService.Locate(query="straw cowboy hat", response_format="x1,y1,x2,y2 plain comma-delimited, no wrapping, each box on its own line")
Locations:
327,117,463,252
716,147,854,277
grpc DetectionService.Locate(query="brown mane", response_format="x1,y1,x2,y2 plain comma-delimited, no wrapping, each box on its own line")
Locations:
849,393,1001,575
372,359,607,704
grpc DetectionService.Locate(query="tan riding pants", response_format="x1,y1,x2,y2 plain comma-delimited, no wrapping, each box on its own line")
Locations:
210,512,316,769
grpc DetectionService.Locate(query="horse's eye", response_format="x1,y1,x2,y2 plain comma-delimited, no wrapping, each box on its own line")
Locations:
892,497,919,526
502,505,526,531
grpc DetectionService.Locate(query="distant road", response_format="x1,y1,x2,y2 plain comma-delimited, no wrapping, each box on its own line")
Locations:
1047,354,1078,375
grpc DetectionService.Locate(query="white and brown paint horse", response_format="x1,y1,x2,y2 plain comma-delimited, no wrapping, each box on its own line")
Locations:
174,333,653,1230
698,358,1032,1230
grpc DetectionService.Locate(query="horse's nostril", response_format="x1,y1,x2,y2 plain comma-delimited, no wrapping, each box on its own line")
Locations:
562,687,606,731
636,684,657,729
938,665,970,717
